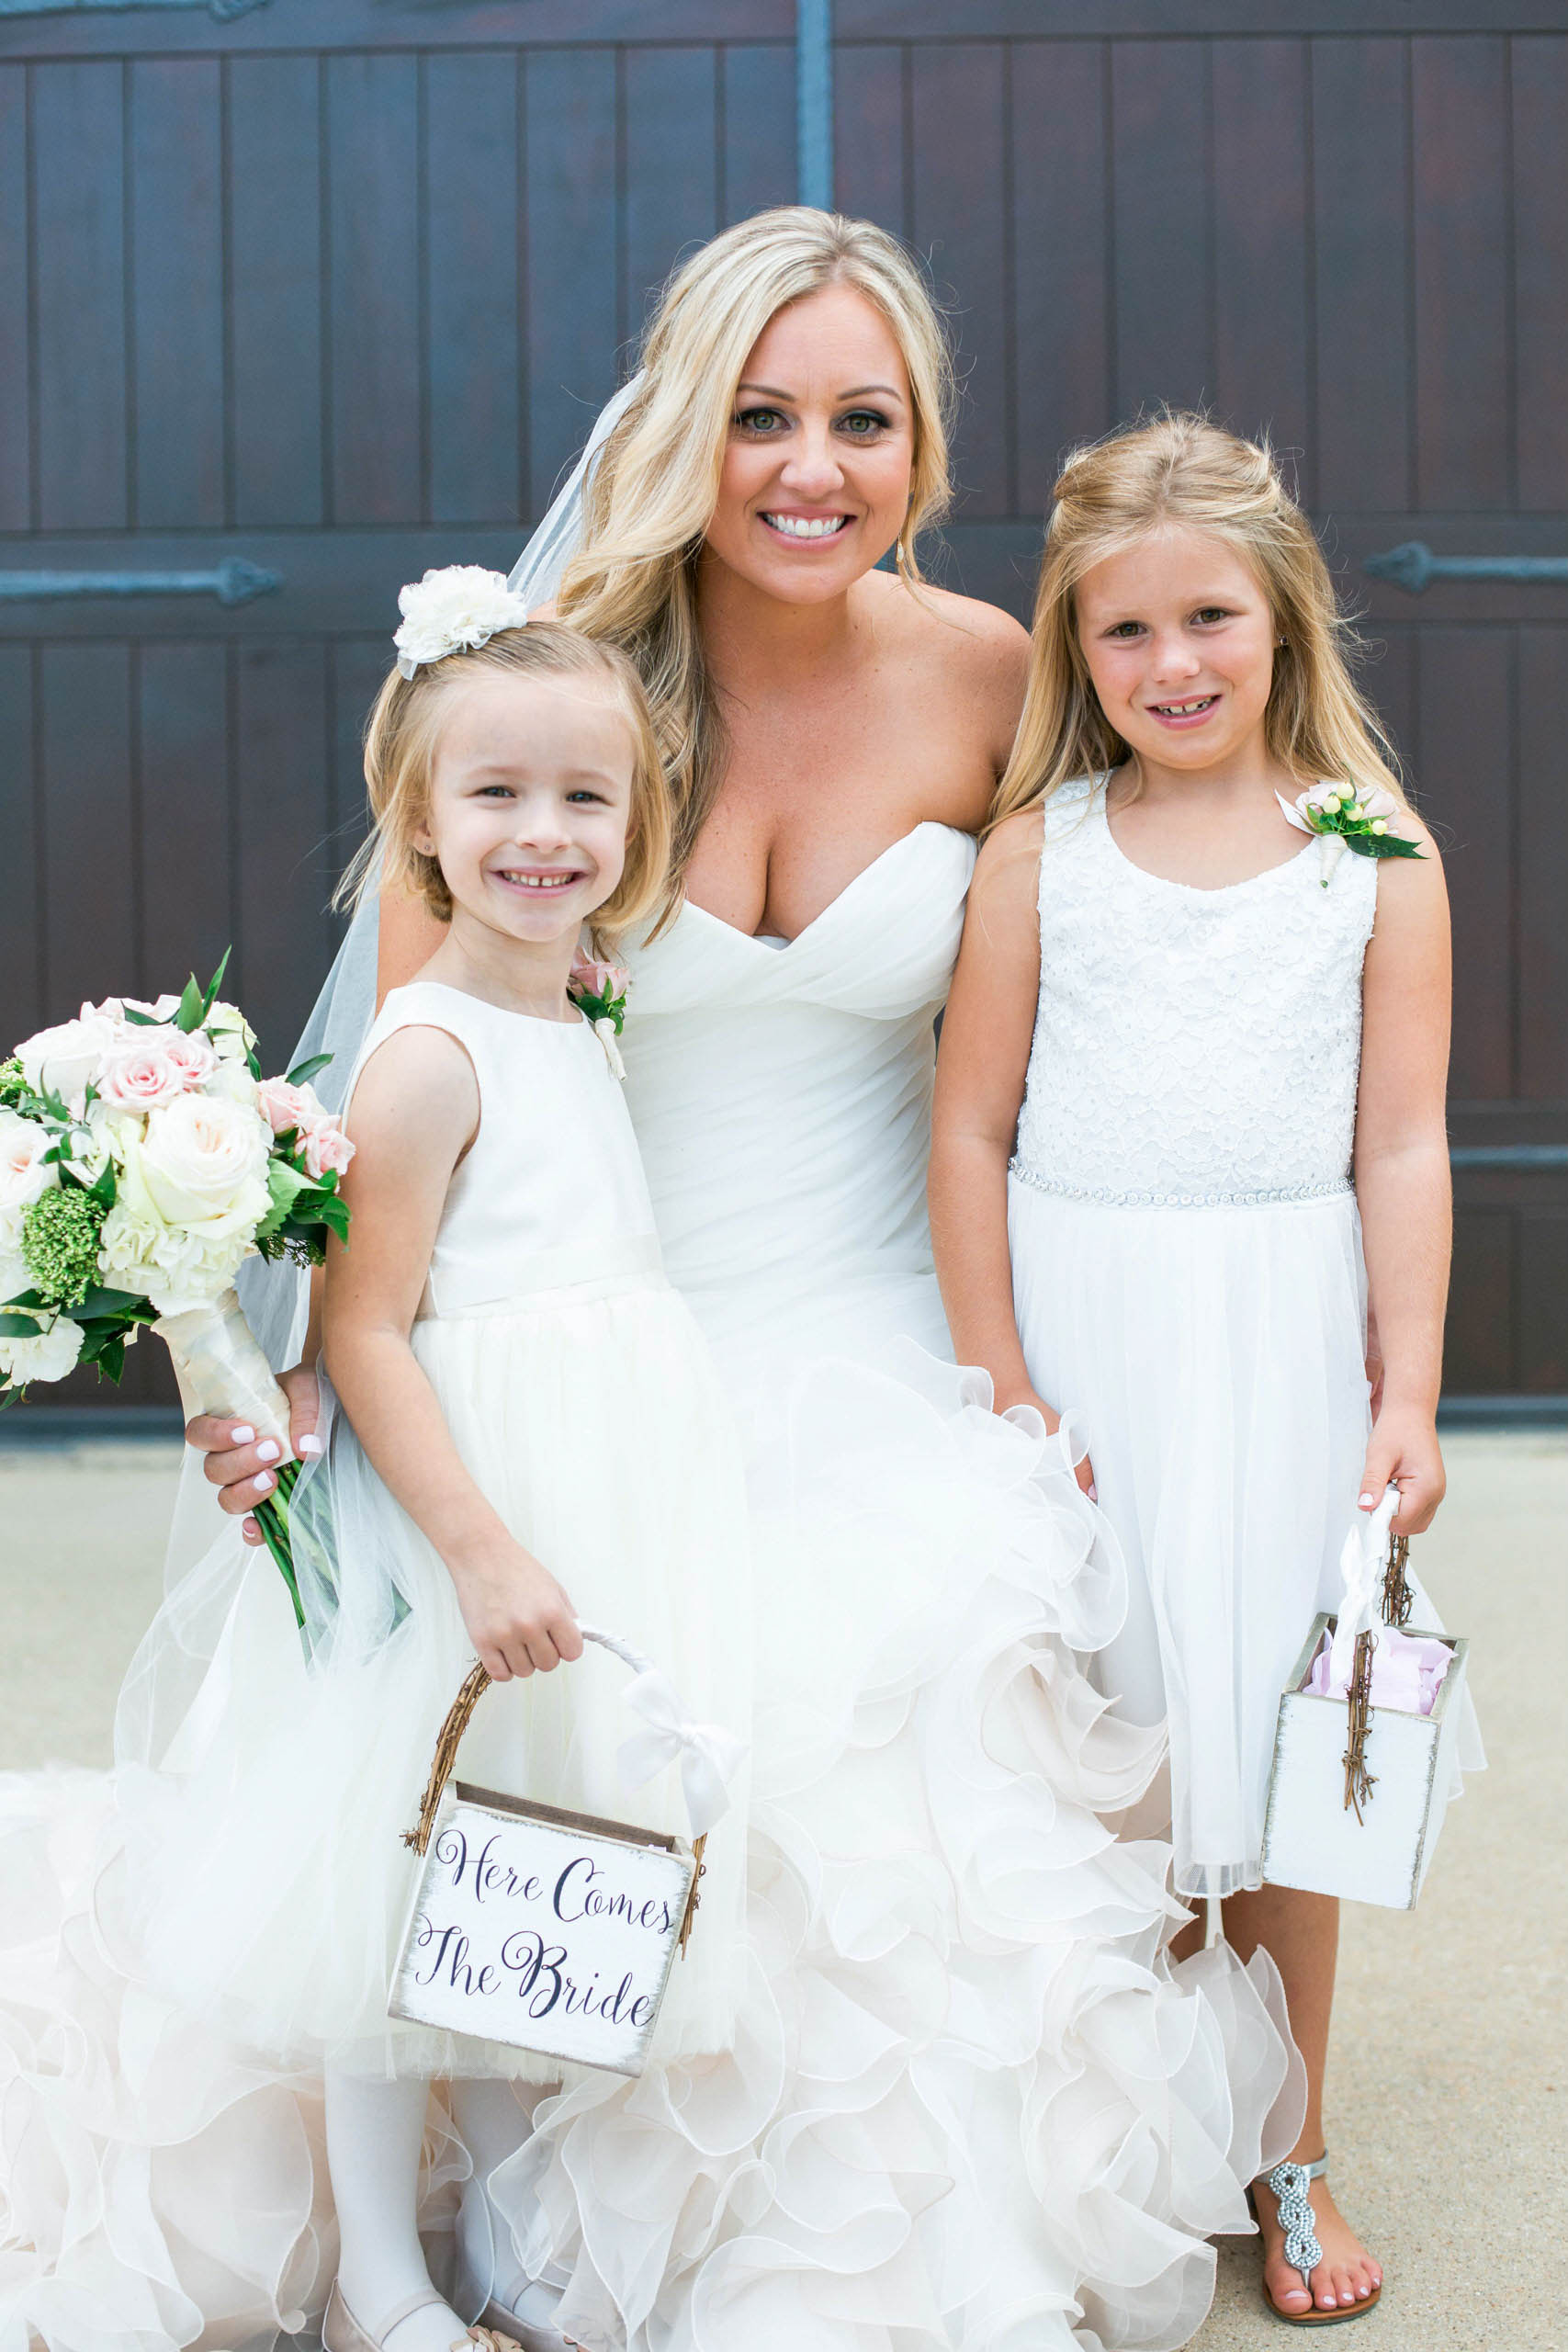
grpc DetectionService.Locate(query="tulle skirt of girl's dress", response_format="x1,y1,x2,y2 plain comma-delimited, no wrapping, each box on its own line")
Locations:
1008,1177,1484,1899
115,1273,752,2085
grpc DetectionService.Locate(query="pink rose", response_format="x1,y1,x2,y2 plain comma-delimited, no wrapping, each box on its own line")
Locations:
256,1076,317,1137
257,1077,355,1182
300,1118,355,1182
569,955,630,1002
98,1026,217,1113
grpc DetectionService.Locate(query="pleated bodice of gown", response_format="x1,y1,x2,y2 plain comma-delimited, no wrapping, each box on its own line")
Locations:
622,820,972,1363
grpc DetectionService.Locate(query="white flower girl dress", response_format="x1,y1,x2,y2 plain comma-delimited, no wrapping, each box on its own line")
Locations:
1007,777,1483,1899
118,978,752,2082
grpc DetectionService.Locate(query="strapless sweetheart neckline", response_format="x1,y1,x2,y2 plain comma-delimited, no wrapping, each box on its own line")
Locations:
682,818,972,949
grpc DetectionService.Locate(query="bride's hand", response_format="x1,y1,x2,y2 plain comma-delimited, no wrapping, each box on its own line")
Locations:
995,1383,1097,1501
186,1362,323,1546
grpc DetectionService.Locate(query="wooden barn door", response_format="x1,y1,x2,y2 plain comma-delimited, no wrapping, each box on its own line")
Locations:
0,0,795,1416
832,0,1568,1408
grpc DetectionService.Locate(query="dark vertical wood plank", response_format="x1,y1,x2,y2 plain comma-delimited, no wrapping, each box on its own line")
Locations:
1212,39,1311,495
230,54,323,528
0,649,40,1044
1518,1211,1568,1392
326,53,421,524
0,69,29,531
525,49,619,520
234,640,332,1072
329,637,387,880
1110,41,1212,422
39,645,135,1013
1517,627,1568,1106
1417,628,1513,1103
1359,622,1418,787
626,49,718,347
833,43,905,237
426,51,520,526
1512,35,1568,514
1010,40,1110,515
720,42,795,225
137,643,231,997
1412,36,1509,511
1445,1209,1514,1393
1312,39,1410,514
909,43,1008,515
130,60,224,529
32,62,126,529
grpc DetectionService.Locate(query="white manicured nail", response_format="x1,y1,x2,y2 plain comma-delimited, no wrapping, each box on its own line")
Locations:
298,1433,324,1457
256,1439,281,1464
231,1424,254,1444
1358,1492,1376,1507
254,1471,274,1495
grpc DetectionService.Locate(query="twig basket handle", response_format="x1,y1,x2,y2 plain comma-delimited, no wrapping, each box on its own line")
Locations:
403,1623,662,1857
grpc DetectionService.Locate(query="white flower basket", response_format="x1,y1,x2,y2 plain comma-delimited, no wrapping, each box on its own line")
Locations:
390,1626,742,2076
1261,1491,1469,1910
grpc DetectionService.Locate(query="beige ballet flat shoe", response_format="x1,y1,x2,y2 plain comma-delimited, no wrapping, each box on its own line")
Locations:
321,2278,523,2352
477,2293,581,2351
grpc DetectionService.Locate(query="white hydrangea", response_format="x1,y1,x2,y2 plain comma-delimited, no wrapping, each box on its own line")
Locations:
0,1314,85,1387
393,566,530,678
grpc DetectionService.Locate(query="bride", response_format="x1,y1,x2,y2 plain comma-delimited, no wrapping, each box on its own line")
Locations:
8,209,1300,2352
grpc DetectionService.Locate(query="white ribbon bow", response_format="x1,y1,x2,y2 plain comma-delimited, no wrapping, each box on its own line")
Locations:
1327,1482,1402,1690
615,1668,747,1838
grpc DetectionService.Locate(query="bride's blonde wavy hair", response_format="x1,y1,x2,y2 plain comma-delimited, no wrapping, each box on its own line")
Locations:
990,411,1405,830
558,207,955,912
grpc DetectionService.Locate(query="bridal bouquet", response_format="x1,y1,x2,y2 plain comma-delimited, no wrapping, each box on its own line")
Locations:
0,956,352,1624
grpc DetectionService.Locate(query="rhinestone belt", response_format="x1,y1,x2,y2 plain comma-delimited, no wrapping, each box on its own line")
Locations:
1008,1160,1354,1210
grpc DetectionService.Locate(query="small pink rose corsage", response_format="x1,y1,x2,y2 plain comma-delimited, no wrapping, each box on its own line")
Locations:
568,953,631,1080
1277,782,1426,888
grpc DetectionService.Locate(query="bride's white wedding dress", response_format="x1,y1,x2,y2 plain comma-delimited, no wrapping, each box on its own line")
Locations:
0,822,1301,2352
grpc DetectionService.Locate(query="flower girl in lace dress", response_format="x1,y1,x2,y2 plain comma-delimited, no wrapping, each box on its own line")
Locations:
931,415,1479,2328
126,580,750,2352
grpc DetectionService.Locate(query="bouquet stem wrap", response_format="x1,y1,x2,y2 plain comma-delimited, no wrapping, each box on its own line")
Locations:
154,1287,304,1627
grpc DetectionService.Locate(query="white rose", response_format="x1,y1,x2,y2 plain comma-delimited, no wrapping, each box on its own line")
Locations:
205,1057,261,1110
122,1094,270,1238
103,992,182,1023
0,1314,85,1387
203,1001,257,1067
16,1005,123,1113
0,1247,33,1302
0,1110,59,1245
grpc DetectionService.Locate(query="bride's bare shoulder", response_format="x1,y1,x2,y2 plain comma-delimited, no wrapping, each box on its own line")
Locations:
866,573,1031,763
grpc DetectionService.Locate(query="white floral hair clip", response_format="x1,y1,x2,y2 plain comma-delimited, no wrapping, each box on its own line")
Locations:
393,564,531,679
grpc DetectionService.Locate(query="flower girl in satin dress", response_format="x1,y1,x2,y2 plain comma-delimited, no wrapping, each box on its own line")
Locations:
128,579,750,2352
931,415,1478,2328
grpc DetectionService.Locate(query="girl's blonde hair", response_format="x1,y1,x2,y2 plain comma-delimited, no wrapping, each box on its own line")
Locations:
991,411,1404,829
558,207,955,903
341,624,672,937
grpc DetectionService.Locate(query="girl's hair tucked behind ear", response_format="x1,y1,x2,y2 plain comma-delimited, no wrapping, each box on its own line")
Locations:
557,207,955,917
989,410,1404,831
338,622,672,937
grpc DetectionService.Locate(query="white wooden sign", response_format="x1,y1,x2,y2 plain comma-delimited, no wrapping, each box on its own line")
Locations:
391,1781,697,2075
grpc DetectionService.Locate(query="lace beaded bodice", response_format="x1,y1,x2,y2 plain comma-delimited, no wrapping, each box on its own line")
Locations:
1011,778,1378,1205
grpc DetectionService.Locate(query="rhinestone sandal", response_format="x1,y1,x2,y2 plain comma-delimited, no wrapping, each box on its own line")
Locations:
1254,2154,1382,2325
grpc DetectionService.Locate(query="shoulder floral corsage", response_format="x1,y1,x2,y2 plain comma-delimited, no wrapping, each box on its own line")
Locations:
1276,782,1426,888
568,953,631,1080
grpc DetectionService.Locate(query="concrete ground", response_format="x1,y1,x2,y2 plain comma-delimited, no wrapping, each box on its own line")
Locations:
0,1430,1562,2349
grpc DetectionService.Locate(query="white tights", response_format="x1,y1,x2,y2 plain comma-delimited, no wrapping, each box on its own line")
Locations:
325,2071,548,2348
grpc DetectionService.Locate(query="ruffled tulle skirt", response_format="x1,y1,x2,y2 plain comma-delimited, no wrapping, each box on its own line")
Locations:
486,1342,1305,2352
0,1310,1304,2351
1008,1178,1483,1899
